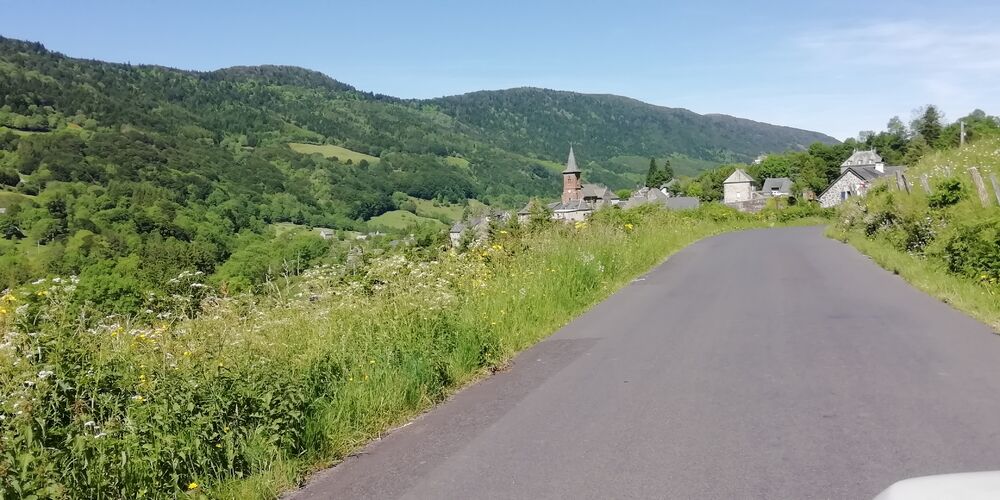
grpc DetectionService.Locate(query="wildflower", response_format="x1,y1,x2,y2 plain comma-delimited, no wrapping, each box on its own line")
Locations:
369,359,376,364
624,223,634,230
183,351,191,357
37,370,54,379
188,482,199,490
131,395,145,403
499,230,508,234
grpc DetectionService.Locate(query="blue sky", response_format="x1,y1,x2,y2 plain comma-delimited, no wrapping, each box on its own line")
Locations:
3,0,999,139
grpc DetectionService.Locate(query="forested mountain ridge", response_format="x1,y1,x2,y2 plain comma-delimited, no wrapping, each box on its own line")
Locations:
426,87,838,163
0,35,837,304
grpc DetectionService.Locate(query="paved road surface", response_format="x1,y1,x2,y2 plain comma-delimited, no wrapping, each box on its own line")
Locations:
291,226,1000,499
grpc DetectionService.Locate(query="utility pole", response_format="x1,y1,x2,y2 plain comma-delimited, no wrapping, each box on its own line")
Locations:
960,120,966,147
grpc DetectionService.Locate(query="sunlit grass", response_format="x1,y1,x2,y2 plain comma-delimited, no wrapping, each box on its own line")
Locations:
1,205,824,498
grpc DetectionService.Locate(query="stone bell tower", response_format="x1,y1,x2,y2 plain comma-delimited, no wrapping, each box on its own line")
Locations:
562,146,582,204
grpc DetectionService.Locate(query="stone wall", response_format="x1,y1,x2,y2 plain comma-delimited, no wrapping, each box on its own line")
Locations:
724,182,752,203
819,173,867,208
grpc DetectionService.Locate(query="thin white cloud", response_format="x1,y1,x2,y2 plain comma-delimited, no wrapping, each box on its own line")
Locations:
796,20,1000,73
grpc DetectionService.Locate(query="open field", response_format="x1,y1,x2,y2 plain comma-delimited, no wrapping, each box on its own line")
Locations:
288,143,380,164
443,156,470,168
410,197,486,223
0,190,34,209
367,210,446,230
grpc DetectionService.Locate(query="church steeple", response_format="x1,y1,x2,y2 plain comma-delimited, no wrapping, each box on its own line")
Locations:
561,145,583,203
563,145,581,174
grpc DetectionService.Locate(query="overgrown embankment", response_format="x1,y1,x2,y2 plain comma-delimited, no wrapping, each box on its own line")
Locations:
1,204,824,498
829,168,1000,331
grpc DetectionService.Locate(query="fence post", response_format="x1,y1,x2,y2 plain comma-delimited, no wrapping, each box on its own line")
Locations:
990,173,1000,206
895,170,907,192
920,174,931,194
969,167,991,207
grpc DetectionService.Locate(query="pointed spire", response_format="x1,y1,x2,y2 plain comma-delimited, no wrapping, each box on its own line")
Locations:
563,145,581,174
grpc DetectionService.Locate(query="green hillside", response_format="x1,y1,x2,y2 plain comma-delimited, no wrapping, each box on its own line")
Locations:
0,34,840,301
426,88,838,164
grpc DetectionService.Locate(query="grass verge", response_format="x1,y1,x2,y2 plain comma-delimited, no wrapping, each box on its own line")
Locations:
2,205,825,498
827,227,1000,332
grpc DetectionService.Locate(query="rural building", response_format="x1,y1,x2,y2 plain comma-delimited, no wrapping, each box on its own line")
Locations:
517,146,619,222
818,149,905,208
624,187,700,210
449,211,511,247
761,177,793,197
319,229,335,240
723,169,755,204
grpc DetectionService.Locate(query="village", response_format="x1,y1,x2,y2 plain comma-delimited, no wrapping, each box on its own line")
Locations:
449,146,904,246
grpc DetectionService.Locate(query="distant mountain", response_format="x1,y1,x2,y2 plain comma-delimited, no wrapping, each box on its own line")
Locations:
425,88,838,165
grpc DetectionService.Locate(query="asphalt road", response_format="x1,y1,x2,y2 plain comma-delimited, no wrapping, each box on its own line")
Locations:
290,226,1000,499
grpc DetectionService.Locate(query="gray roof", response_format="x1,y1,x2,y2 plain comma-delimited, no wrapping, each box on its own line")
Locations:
581,183,617,200
624,188,699,210
819,165,906,198
724,169,754,184
762,177,793,194
449,216,487,234
841,149,883,168
549,199,592,212
664,197,701,210
562,146,581,174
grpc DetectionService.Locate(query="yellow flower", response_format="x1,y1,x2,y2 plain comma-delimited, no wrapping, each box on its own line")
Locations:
183,351,191,357
499,230,508,234
624,223,634,230
187,482,199,490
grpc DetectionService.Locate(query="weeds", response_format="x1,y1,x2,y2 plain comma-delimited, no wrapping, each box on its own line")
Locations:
1,204,819,498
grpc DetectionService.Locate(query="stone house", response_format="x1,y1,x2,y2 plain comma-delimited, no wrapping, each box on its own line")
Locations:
819,150,904,208
449,211,511,247
723,169,755,204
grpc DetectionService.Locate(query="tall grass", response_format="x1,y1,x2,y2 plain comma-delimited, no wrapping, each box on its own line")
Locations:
1,204,820,498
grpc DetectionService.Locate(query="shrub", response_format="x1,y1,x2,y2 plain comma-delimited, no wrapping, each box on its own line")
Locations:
941,217,1000,281
0,168,19,186
929,177,965,208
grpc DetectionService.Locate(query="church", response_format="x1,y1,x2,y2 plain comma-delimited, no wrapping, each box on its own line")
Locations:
538,146,619,221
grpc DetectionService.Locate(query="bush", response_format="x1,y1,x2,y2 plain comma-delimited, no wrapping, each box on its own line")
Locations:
0,168,19,186
941,217,1000,281
929,177,965,208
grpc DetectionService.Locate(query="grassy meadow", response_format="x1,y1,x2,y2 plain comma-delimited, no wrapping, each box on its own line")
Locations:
367,210,446,230
1,204,826,498
287,143,380,164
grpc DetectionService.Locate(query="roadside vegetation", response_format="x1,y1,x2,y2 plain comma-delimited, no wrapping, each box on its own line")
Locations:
1,204,827,498
828,117,1000,331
